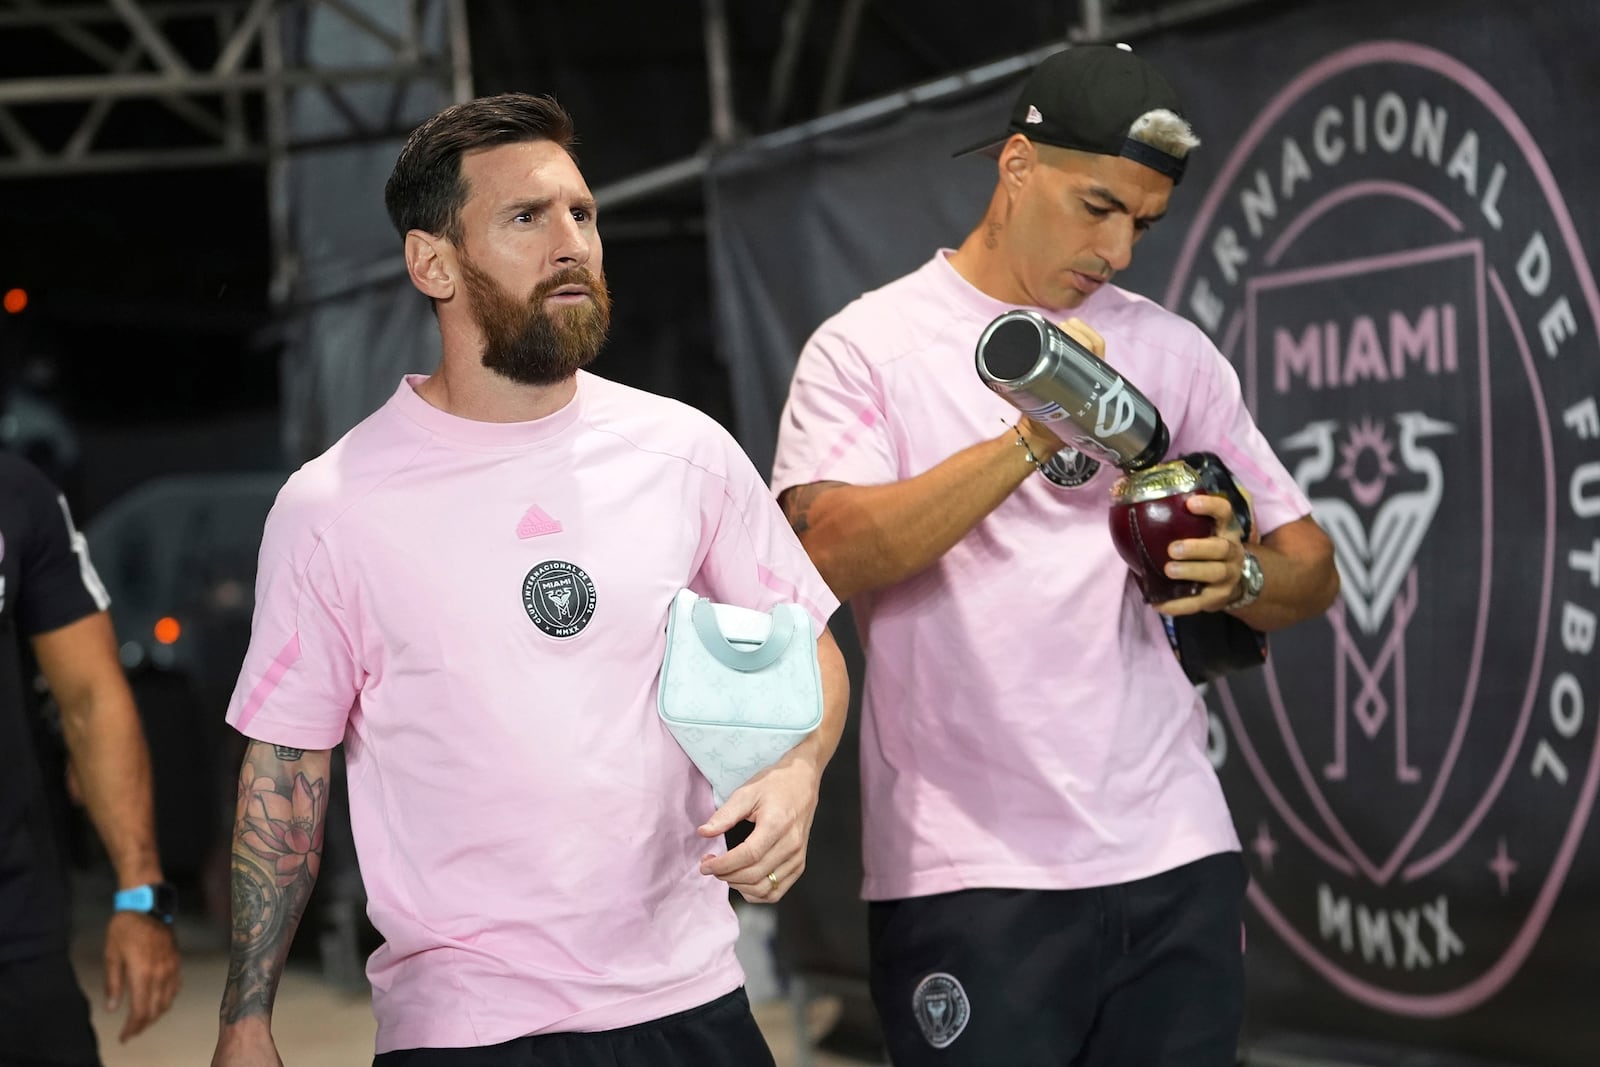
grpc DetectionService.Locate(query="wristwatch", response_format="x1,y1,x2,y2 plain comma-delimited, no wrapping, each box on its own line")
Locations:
1227,551,1265,611
113,882,177,925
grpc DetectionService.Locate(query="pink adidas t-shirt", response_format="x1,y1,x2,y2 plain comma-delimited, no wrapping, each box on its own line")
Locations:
772,251,1310,901
227,372,837,1053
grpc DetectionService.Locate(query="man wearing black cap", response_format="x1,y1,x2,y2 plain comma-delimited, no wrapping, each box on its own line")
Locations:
771,45,1337,1065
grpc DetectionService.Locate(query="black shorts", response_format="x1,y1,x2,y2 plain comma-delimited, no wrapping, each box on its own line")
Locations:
372,988,775,1067
0,950,101,1067
869,852,1247,1067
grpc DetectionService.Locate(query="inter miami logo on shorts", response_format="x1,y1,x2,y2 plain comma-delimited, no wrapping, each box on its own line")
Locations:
1039,447,1101,489
911,972,969,1049
521,560,596,639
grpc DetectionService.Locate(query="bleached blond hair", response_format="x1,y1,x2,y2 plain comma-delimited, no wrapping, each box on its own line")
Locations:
1128,108,1200,158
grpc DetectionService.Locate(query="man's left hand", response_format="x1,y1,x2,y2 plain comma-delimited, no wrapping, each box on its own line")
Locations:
104,911,181,1042
1157,492,1247,616
696,750,823,903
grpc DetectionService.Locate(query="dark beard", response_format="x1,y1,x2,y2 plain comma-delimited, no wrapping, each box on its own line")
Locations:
458,256,612,386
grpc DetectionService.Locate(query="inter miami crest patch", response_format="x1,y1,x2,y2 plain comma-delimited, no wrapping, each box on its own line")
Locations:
521,560,596,639
1040,447,1101,489
911,972,969,1049
1161,40,1600,1018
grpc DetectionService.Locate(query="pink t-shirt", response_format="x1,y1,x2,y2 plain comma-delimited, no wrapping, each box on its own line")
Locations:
227,372,837,1053
772,251,1309,901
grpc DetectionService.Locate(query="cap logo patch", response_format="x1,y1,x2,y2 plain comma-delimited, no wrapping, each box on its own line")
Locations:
1024,104,1044,124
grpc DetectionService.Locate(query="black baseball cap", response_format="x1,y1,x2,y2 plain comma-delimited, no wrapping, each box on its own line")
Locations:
954,44,1191,183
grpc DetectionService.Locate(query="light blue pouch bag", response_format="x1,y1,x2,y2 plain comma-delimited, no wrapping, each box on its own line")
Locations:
657,588,822,804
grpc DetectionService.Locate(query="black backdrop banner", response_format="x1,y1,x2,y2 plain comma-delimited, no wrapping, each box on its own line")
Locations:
1156,4,1600,1064
706,2,1600,1063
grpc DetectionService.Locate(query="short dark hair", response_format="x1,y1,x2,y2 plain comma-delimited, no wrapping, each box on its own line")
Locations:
384,93,577,244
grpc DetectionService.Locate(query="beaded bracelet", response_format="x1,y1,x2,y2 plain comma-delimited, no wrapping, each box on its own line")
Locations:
1008,420,1046,472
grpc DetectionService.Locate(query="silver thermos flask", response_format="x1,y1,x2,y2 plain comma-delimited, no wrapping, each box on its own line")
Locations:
975,309,1169,472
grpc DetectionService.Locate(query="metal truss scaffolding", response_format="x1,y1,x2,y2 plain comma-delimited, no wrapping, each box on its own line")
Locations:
0,0,471,179
596,0,1271,212
0,0,471,310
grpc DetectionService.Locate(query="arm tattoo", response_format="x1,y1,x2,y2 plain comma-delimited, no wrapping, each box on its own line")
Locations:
781,481,844,536
219,743,329,1025
273,746,304,761
222,855,296,1023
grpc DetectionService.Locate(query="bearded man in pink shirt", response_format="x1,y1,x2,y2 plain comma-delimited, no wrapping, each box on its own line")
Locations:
772,45,1338,1066
210,93,848,1067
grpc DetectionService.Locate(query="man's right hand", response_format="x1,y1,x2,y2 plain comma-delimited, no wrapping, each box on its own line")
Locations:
779,314,1118,601
103,911,180,1042
211,1021,284,1067
1013,414,1066,463
1014,316,1109,459
1058,316,1106,361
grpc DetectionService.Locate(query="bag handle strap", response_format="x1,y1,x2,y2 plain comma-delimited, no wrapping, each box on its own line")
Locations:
690,599,796,672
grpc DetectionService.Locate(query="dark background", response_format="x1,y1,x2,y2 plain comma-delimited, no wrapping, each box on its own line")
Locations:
0,0,1132,517
11,2,1596,1063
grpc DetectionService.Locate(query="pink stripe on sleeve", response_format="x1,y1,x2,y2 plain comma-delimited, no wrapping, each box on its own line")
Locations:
757,565,834,631
813,404,881,481
234,634,303,731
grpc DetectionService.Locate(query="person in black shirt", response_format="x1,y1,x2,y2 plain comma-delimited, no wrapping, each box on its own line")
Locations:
0,452,180,1063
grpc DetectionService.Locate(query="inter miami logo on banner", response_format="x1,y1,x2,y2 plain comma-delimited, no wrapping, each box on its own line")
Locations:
521,560,596,639
1166,41,1600,1015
